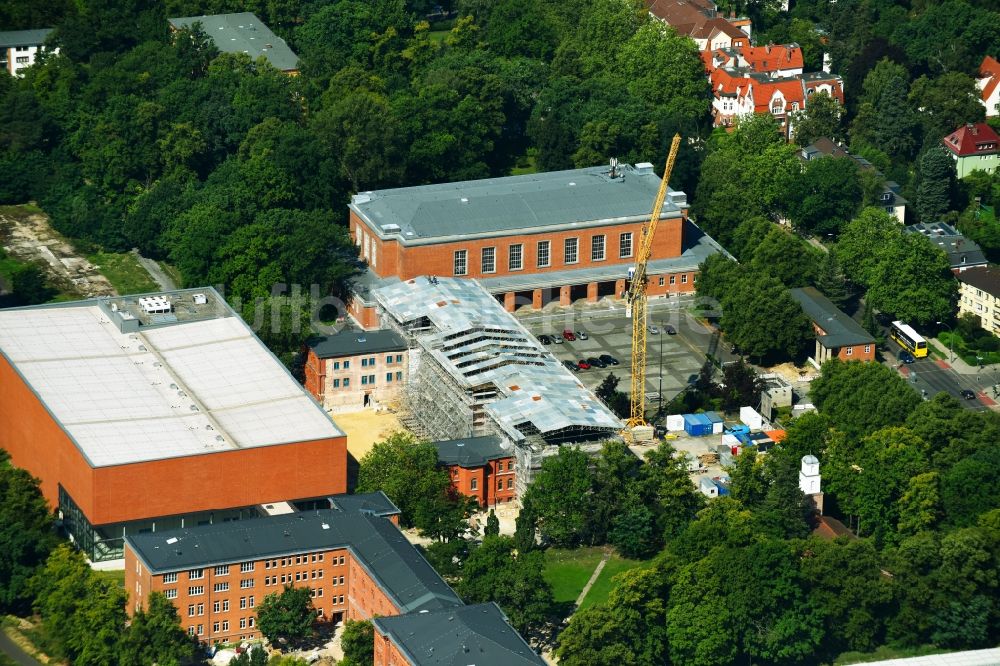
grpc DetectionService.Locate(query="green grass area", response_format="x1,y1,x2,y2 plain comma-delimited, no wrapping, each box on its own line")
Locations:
543,546,650,608
0,652,18,666
86,251,159,295
428,29,450,44
938,330,1000,366
510,152,539,176
0,248,23,286
0,202,44,216
577,555,646,609
94,568,125,588
833,644,948,664
543,547,607,604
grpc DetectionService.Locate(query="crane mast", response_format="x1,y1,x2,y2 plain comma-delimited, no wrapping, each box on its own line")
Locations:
625,134,682,437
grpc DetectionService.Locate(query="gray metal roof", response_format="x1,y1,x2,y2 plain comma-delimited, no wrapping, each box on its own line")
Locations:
168,13,298,71
432,435,508,467
373,602,545,666
375,277,623,442
350,163,686,244
126,501,461,614
904,222,987,271
308,329,406,359
328,490,400,517
0,28,52,48
790,286,874,349
957,265,1000,297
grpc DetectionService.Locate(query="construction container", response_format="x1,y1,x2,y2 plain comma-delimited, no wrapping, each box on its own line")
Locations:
705,411,724,434
739,406,764,430
666,414,685,432
684,413,712,437
699,476,719,497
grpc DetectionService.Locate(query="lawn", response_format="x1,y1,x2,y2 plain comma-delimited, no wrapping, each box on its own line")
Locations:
832,644,948,664
543,546,649,608
938,330,1000,366
86,251,159,295
94,568,125,588
543,547,606,604
510,153,538,175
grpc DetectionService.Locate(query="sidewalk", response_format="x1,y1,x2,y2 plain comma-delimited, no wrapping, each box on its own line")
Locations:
928,337,989,375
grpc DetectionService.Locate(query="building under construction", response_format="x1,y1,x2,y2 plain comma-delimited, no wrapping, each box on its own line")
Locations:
374,277,622,495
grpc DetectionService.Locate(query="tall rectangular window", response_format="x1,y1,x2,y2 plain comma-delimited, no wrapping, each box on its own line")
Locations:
509,244,523,271
565,238,578,264
537,240,551,268
214,565,229,576
481,247,496,273
591,235,606,261
240,562,254,573
213,583,229,593
454,249,468,276
189,569,204,580
164,573,178,584
619,232,633,259
165,589,177,599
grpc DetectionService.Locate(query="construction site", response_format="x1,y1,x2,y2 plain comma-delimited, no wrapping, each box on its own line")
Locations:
373,276,623,496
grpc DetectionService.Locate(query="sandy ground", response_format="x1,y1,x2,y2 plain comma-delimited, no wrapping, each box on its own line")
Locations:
0,208,115,298
331,409,405,461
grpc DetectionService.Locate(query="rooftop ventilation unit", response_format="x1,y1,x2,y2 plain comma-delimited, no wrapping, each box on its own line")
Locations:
635,161,655,175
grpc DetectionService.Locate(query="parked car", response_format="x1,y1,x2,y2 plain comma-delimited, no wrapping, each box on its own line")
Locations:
576,331,589,340
562,329,576,341
599,354,619,366
587,356,606,369
552,334,564,344
577,359,591,370
648,324,660,334
898,350,915,364
537,334,552,345
961,389,977,400
563,360,579,372
664,324,677,335
729,343,740,354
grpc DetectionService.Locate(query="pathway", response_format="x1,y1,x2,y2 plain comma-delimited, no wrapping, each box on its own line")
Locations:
574,551,610,608
0,628,43,666
132,249,177,291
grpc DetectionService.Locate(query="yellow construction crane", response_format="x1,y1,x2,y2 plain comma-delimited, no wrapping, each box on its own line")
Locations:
625,133,682,440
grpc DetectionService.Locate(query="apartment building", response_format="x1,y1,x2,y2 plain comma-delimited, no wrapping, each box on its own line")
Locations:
0,29,54,76
958,266,1000,335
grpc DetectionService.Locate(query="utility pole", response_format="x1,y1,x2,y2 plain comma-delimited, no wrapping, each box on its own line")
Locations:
658,317,664,415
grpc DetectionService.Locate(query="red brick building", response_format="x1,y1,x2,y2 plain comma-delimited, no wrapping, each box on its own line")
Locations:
791,287,876,364
0,288,346,562
125,496,544,665
346,163,727,328
432,436,515,507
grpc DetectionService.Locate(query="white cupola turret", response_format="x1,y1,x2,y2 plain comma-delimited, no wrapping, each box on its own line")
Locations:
799,454,821,495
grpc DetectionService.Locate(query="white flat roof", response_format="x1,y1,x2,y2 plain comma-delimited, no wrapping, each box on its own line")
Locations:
0,300,342,467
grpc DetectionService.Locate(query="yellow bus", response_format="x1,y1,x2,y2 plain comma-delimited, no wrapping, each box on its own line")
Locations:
889,321,928,358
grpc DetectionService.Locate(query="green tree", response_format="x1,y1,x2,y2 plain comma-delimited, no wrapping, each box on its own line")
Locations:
792,90,842,147
850,59,918,161
915,146,956,222
11,263,54,306
457,536,555,634
484,509,500,537
0,450,57,614
909,73,986,145
118,592,198,666
339,619,374,666
718,358,767,413
640,442,705,540
256,585,316,646
608,487,660,559
813,251,851,310
522,446,593,547
590,440,640,545
810,360,922,439
594,373,630,418
786,156,862,236
727,449,768,508
898,471,942,535
717,268,812,361
750,226,825,286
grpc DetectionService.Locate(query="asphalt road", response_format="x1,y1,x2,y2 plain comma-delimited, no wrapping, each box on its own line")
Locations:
0,630,42,666
889,351,990,412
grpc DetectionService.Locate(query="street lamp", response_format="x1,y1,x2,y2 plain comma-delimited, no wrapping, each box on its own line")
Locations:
658,317,665,415
936,320,954,364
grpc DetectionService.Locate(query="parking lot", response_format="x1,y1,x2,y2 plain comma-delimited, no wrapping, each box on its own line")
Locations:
517,297,728,406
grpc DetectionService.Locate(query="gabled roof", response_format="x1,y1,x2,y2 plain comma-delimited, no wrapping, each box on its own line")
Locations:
373,603,546,666
942,123,1000,157
790,286,874,349
957,266,1000,297
168,12,298,72
979,56,1000,103
0,28,53,49
433,435,509,468
741,44,803,72
308,328,406,359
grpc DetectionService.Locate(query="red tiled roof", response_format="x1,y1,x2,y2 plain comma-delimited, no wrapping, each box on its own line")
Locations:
980,56,1000,103
741,44,803,72
812,515,856,541
942,122,1000,157
751,78,806,113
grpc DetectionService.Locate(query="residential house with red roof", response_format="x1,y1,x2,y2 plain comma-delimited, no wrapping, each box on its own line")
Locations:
701,43,804,78
942,122,1000,178
977,56,1000,117
710,67,843,137
646,0,751,50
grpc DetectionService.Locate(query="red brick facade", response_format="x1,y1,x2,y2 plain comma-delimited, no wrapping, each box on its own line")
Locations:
446,456,516,507
0,355,347,527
